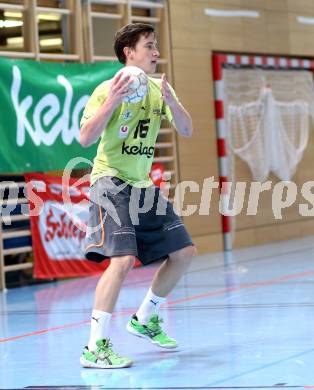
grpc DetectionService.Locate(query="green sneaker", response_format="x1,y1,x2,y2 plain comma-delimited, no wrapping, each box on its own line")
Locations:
80,339,133,369
126,314,178,349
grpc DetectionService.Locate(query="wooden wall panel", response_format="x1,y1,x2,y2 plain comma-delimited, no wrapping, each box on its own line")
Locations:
287,0,314,14
289,31,314,56
169,0,314,254
171,46,222,249
263,0,288,11
192,232,224,254
266,11,290,53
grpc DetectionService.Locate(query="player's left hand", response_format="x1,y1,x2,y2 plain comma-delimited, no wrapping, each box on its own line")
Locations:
161,74,177,108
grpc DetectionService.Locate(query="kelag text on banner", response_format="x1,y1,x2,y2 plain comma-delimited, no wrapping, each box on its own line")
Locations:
0,57,122,173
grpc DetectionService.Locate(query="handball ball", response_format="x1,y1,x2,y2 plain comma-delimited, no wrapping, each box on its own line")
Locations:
116,66,148,104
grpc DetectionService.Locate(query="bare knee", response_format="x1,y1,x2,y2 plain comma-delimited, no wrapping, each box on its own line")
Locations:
182,245,197,265
109,255,136,278
169,245,197,267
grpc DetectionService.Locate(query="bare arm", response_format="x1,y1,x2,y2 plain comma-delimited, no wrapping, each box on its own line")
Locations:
161,74,193,137
80,72,132,148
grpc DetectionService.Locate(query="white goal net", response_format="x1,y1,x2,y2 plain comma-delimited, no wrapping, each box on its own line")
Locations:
223,68,314,182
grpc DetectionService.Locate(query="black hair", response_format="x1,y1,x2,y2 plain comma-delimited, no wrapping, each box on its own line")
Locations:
113,23,155,64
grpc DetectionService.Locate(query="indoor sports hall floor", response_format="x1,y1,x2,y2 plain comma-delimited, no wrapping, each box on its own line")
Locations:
1,236,314,390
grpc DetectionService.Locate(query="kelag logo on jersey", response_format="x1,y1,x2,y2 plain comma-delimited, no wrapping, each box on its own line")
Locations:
122,142,154,158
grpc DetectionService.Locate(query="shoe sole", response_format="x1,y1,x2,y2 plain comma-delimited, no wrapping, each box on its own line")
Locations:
126,322,178,349
80,357,133,369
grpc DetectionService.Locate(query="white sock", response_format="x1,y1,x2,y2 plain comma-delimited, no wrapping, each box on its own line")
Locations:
88,310,111,351
136,288,167,324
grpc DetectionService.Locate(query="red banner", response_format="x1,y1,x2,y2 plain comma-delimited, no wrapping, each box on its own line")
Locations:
24,173,109,279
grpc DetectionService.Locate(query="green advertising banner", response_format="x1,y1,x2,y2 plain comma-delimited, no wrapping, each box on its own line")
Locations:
0,57,122,173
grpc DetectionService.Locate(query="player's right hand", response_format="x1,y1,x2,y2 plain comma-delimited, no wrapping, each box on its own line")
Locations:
106,72,134,107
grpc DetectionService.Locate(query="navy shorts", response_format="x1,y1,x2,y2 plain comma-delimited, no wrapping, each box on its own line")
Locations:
85,176,193,265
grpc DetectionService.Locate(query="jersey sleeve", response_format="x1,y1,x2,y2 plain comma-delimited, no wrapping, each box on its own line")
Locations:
80,82,109,128
162,82,180,123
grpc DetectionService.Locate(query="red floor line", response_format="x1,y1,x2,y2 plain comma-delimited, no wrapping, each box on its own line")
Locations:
2,267,314,343
165,268,314,306
0,320,90,342
0,310,135,343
